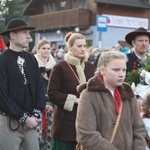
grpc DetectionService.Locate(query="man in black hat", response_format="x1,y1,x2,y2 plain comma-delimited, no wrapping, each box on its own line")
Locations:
0,18,45,150
125,27,150,73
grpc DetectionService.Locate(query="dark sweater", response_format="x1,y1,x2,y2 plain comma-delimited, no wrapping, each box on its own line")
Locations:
0,49,45,120
126,52,142,73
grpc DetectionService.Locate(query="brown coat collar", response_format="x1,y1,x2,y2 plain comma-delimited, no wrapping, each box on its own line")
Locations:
77,74,135,101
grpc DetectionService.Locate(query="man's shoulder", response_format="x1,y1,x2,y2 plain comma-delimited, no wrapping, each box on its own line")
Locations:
0,49,11,61
127,52,138,61
24,51,37,61
127,52,135,57
24,51,34,57
0,49,9,55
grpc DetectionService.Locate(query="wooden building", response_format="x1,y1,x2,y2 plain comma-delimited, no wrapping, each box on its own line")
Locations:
23,0,150,48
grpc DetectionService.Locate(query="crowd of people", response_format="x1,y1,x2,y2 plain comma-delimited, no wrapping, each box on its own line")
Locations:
0,17,150,150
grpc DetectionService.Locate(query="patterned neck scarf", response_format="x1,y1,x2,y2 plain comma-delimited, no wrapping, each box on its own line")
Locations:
100,76,122,115
114,88,122,115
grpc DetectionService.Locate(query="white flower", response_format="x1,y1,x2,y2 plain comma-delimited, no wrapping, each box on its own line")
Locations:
140,69,146,78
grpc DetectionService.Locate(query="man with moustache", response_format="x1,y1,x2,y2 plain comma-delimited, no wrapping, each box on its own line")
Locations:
125,27,150,73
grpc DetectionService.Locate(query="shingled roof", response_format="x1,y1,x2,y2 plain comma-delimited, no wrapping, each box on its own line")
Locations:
23,0,41,15
94,0,150,8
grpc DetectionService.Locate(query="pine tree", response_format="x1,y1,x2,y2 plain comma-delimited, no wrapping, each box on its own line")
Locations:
0,0,26,33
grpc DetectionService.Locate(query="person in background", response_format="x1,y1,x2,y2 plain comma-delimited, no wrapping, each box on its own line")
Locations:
111,42,130,54
125,27,150,73
76,51,146,150
31,45,37,54
142,93,150,150
47,32,95,150
34,39,56,150
50,43,57,57
54,49,64,62
87,46,101,65
0,18,45,150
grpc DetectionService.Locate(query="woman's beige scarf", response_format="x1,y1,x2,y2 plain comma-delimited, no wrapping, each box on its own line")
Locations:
34,54,56,80
64,52,88,84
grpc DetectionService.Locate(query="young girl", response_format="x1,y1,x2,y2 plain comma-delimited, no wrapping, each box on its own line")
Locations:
76,51,146,150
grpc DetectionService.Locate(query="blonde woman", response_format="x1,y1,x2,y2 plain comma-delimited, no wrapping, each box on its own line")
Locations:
76,51,146,150
47,32,95,150
35,39,56,150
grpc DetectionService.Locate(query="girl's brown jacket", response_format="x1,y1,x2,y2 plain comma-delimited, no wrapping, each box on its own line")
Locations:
76,74,146,150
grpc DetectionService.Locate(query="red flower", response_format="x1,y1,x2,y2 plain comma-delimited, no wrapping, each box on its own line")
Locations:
66,32,73,42
0,36,6,50
133,61,137,70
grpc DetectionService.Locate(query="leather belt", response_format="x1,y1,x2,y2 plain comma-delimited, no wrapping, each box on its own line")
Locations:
0,111,31,117
0,111,7,116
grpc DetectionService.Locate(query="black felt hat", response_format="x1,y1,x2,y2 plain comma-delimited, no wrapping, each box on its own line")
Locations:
0,18,35,36
125,27,150,46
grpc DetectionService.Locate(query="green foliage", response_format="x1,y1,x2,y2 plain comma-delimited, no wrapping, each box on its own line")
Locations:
125,70,140,86
0,0,26,33
4,0,25,23
0,23,5,32
125,55,150,86
142,55,150,72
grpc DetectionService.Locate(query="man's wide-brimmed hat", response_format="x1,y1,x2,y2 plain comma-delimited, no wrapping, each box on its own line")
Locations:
125,27,150,45
0,18,35,36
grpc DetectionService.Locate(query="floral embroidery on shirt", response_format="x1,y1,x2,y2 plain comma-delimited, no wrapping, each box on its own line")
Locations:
17,56,28,85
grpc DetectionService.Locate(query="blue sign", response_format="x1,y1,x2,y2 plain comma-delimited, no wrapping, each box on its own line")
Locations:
96,15,108,32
